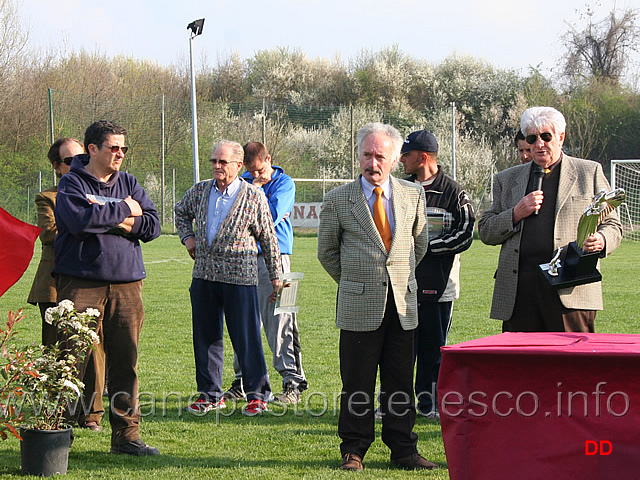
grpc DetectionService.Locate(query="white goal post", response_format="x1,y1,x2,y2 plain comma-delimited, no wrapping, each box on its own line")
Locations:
611,160,640,239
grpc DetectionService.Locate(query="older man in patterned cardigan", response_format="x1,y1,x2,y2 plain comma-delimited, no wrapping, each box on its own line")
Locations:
175,139,282,417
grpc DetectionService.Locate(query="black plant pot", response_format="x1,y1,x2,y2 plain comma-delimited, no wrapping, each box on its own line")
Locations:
20,427,72,477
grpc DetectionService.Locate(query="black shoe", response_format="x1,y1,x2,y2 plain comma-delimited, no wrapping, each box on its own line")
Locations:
110,439,160,456
223,378,246,401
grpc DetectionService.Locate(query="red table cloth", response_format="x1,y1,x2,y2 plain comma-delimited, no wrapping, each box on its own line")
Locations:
438,332,640,480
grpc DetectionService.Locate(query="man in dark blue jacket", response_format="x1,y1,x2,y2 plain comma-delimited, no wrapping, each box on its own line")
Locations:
54,120,161,455
400,129,475,419
225,142,308,404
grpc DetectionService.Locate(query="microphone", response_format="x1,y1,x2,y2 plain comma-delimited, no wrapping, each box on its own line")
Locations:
533,164,544,215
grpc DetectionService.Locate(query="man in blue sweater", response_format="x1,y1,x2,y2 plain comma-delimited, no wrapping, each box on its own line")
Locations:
225,142,308,404
54,120,161,455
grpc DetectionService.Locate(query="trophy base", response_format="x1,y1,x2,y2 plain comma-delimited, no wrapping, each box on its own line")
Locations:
538,241,601,290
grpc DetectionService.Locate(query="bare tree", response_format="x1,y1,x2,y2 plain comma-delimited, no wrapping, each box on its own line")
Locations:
0,0,28,115
0,0,27,73
562,6,640,84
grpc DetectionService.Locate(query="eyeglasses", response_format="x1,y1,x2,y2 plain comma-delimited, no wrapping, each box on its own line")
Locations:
62,156,74,165
101,144,129,154
525,132,553,145
210,158,238,166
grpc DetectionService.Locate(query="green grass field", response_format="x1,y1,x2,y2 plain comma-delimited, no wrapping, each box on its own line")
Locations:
1,236,638,479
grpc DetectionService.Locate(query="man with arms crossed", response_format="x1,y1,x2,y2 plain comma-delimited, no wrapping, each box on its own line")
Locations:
54,120,160,455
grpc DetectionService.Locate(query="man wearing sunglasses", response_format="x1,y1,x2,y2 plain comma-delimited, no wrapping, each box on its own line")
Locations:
28,138,107,434
29,138,84,345
53,120,161,456
479,106,622,333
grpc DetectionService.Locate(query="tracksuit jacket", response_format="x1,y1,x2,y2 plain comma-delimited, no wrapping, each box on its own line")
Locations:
241,165,295,255
408,167,475,302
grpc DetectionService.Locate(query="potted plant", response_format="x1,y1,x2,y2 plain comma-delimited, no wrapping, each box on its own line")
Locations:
1,300,99,476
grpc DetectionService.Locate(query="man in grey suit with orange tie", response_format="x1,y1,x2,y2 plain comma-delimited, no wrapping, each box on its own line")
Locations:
318,122,436,471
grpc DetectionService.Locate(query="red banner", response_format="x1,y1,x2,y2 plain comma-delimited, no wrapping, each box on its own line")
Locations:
0,207,41,298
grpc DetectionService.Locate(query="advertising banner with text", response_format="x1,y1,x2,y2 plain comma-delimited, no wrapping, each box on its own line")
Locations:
291,203,323,228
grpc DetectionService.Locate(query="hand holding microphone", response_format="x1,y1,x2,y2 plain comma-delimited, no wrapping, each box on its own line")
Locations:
512,163,545,223
532,164,544,216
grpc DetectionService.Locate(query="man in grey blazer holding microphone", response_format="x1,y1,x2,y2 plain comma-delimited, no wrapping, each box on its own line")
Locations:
318,122,436,471
479,106,622,332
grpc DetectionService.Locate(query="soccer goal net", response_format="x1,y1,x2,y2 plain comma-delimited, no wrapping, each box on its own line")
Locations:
611,160,640,240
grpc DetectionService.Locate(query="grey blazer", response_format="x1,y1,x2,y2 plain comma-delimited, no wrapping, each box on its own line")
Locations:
478,155,623,321
317,175,429,332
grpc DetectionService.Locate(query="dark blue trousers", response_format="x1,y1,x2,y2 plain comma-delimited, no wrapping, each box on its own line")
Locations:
414,301,453,414
189,278,271,402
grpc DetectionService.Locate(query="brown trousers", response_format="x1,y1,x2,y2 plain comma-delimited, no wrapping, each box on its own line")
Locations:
57,274,144,446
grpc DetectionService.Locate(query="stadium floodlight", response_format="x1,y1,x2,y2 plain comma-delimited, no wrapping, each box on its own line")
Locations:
187,19,205,37
188,18,205,184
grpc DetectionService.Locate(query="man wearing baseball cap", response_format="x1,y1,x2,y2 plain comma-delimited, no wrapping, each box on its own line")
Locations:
399,129,475,419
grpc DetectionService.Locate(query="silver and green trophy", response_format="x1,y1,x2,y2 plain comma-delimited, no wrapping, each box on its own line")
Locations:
538,188,625,289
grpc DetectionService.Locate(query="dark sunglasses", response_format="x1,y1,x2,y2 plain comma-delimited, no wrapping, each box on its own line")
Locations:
525,132,553,145
62,156,74,165
101,144,129,154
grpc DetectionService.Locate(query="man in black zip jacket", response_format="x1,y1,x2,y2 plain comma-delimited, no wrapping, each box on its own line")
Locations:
400,129,475,418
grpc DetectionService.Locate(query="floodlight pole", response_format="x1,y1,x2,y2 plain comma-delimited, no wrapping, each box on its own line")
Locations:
188,19,205,184
451,102,456,181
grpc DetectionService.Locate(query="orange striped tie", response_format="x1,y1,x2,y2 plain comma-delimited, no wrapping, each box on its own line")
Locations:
373,187,392,252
